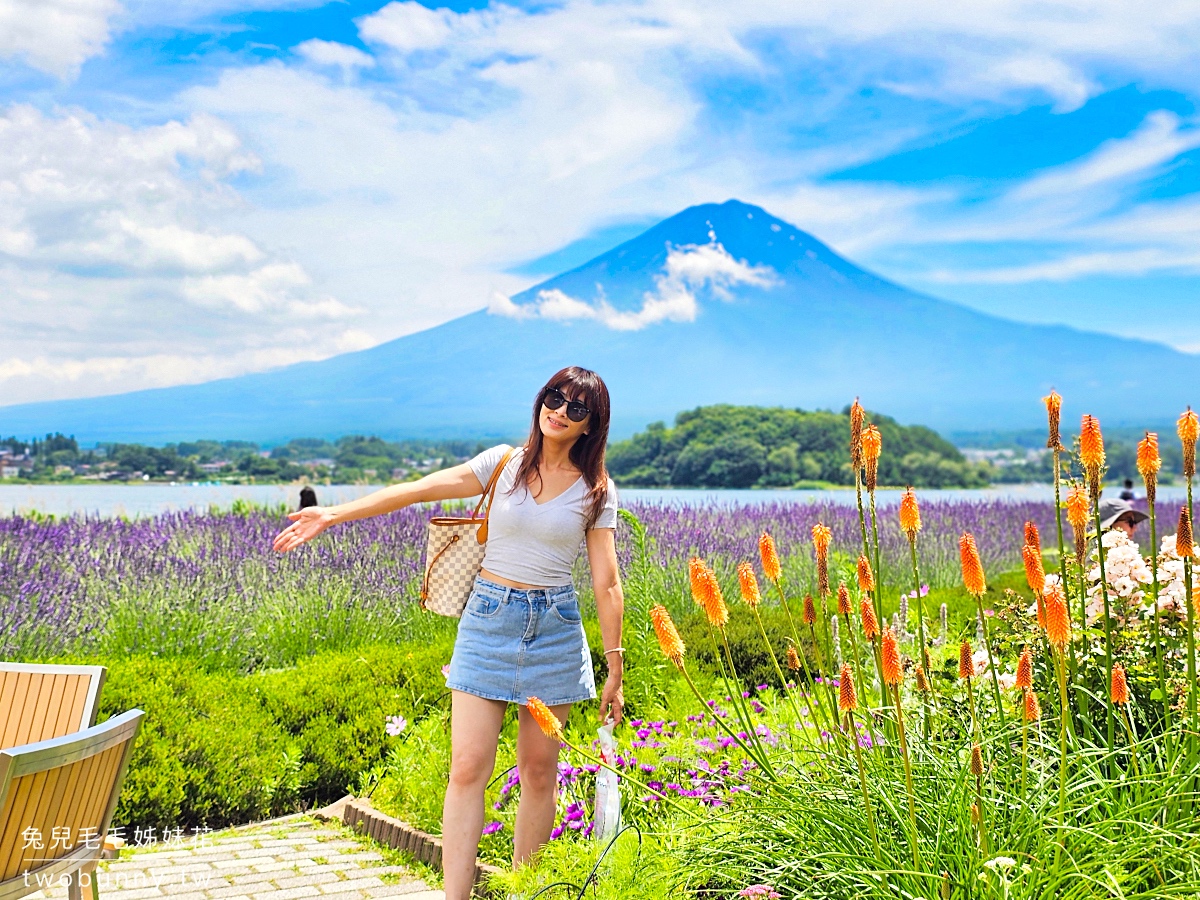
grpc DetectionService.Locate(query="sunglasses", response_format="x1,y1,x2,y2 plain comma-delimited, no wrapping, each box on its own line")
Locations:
542,387,591,422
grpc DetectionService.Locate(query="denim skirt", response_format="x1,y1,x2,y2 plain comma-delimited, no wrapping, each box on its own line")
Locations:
446,576,597,706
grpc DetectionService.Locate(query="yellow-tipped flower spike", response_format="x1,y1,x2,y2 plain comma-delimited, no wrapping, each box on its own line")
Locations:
1179,507,1194,559
1043,390,1065,452
860,596,880,641
786,645,801,672
838,663,858,713
837,582,853,616
1023,687,1042,722
959,532,987,596
850,399,865,470
1022,543,1045,595
856,554,875,593
958,639,974,680
915,666,929,692
1015,647,1033,691
881,627,902,686
1024,521,1041,555
1065,484,1089,533
1044,582,1071,650
688,557,707,607
526,697,563,740
1080,414,1105,498
697,563,729,628
970,743,984,777
1138,431,1161,505
862,424,882,492
1111,663,1130,705
759,532,781,582
737,561,761,608
649,604,686,669
812,523,832,597
802,594,817,626
1179,408,1199,480
899,486,921,540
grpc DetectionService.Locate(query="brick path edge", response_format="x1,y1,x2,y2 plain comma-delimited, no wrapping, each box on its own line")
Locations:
313,797,502,900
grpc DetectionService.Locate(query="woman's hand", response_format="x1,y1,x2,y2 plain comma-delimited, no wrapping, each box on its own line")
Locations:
599,670,624,725
273,506,335,553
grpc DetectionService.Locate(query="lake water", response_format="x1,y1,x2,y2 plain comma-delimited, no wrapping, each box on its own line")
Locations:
0,482,1186,517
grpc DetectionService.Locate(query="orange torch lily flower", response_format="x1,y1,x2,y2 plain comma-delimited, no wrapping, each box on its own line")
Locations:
802,594,817,626
1044,583,1071,650
1080,414,1105,498
526,697,564,740
759,532,781,582
1015,647,1033,691
881,627,902,686
839,664,858,713
1023,688,1042,722
1043,390,1064,451
857,554,875,593
958,639,973,680
1180,408,1199,480
1111,663,1130,705
649,604,686,669
1138,431,1161,504
862,424,882,491
837,582,852,616
959,532,987,596
1022,544,1045,595
861,596,880,641
737,561,761,608
899,487,921,540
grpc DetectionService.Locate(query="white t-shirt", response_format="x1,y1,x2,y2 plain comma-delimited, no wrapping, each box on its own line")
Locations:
468,444,618,587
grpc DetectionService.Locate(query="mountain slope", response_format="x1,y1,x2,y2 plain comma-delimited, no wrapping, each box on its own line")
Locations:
1,199,1192,443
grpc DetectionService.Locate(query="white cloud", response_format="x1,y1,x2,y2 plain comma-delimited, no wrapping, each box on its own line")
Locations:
0,0,121,77
488,240,777,330
357,2,462,52
295,39,375,74
0,103,366,403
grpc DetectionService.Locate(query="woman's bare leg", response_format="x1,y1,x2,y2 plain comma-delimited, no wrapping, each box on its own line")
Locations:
443,690,507,900
513,702,572,868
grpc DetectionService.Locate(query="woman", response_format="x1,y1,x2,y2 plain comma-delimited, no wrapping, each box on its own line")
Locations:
272,366,625,900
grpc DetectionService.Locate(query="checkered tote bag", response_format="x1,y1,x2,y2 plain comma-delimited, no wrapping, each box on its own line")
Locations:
419,448,515,616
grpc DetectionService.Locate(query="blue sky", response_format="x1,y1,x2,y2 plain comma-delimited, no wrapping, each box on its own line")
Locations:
3,0,1200,404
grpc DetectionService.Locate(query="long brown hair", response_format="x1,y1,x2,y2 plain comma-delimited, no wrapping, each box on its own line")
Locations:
510,366,611,528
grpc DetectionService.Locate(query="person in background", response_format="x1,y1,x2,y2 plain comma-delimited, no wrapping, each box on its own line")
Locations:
1099,496,1148,540
1119,478,1136,502
299,486,318,509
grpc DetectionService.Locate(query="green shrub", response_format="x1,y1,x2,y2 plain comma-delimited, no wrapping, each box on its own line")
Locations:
95,656,304,829
251,639,457,803
678,603,808,690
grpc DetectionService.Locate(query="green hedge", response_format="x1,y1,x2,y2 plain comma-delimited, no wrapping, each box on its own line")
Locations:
67,639,457,830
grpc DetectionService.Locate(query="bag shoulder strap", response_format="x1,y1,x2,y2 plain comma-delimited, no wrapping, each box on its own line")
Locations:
471,447,516,543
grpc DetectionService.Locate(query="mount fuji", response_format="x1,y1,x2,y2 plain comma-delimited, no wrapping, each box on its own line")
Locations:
2,199,1194,444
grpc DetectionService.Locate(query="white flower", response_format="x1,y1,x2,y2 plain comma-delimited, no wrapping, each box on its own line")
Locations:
984,856,1017,870
972,648,990,675
997,673,1017,690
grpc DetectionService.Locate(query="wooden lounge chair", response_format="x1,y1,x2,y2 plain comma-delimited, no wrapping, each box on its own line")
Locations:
0,708,143,900
0,664,107,752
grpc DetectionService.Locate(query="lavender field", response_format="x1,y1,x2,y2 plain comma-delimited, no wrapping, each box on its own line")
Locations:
0,496,1081,667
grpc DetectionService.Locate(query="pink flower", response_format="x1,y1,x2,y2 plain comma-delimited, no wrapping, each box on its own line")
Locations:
385,715,407,736
738,887,781,899
442,663,451,679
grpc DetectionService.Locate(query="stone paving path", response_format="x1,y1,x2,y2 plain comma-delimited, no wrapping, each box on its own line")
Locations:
28,813,444,900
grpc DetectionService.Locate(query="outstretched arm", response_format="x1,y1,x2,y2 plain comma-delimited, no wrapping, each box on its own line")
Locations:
272,461,485,553
587,526,624,724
